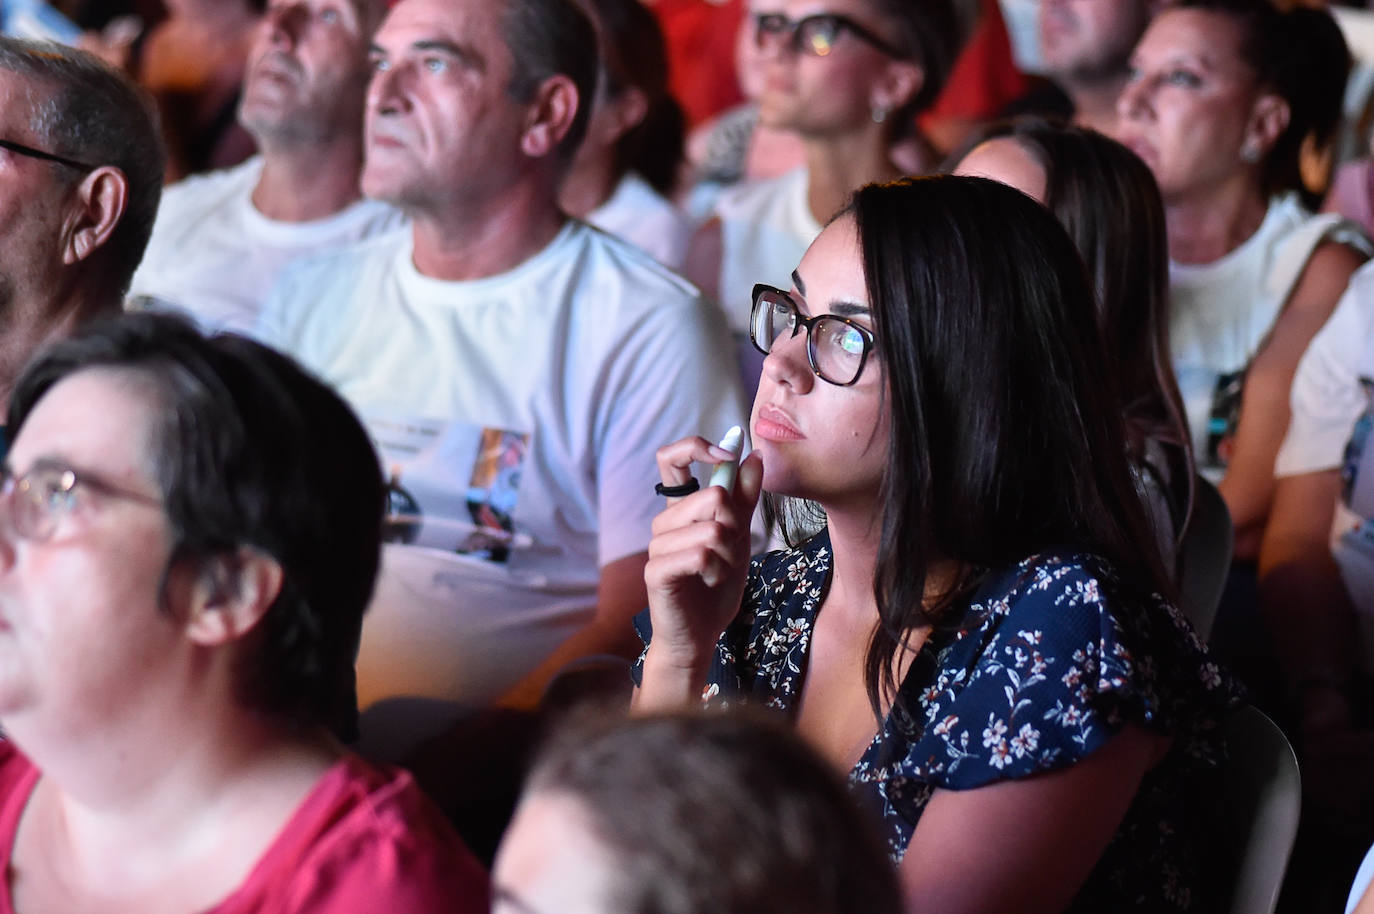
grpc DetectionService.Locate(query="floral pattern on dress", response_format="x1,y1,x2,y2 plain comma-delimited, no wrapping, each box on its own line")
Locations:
634,529,1240,913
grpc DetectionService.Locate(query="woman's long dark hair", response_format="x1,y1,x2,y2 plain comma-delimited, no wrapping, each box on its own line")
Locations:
852,176,1174,719
956,118,1196,550
577,0,685,195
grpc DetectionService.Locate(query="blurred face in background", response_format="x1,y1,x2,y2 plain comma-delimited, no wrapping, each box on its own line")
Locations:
239,0,385,146
1040,0,1152,85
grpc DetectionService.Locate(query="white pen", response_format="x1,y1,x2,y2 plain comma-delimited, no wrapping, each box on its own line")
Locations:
707,425,745,492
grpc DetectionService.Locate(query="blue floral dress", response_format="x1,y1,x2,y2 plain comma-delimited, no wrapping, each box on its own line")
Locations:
633,530,1240,912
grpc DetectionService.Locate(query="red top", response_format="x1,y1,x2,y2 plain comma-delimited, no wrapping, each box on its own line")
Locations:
0,743,489,914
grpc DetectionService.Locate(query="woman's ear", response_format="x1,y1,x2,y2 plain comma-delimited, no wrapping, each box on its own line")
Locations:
182,548,285,646
870,59,925,124
1239,92,1290,164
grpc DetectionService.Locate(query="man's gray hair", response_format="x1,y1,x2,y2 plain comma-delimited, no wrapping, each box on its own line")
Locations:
0,37,165,302
500,0,598,165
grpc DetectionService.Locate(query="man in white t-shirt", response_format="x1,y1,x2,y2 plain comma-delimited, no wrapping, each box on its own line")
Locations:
258,0,745,755
126,0,404,334
0,38,162,415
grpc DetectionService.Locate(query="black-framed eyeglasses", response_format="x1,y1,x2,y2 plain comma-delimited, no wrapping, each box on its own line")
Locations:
0,138,97,172
0,459,162,543
750,283,875,386
753,12,905,58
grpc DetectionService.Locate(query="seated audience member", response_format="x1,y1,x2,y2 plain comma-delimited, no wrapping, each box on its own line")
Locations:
635,176,1237,912
684,0,959,394
127,0,404,335
0,37,162,421
258,0,745,752
493,710,903,914
559,0,693,270
1114,0,1370,560
1264,261,1374,773
0,313,488,912
955,119,1193,571
1029,0,1157,134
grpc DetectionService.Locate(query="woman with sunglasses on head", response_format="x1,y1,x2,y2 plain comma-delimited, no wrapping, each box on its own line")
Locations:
683,0,959,397
954,118,1193,573
636,176,1236,912
1113,0,1370,562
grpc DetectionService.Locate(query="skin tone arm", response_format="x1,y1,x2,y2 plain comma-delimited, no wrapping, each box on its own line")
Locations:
1220,241,1366,560
496,552,651,710
900,725,1167,913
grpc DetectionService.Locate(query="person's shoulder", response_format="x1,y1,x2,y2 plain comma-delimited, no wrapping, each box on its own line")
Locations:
1269,192,1374,266
568,220,702,306
712,168,806,219
158,157,261,215
965,552,1182,661
273,755,489,913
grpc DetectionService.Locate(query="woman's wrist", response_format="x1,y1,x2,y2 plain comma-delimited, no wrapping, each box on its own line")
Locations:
634,645,712,712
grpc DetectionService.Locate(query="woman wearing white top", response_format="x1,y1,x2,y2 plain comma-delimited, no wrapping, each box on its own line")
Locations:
684,0,960,395
559,0,693,270
1114,0,1370,560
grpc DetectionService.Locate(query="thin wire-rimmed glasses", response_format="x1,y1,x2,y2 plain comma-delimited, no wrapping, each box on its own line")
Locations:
750,283,875,387
0,137,97,172
0,459,162,543
753,12,906,58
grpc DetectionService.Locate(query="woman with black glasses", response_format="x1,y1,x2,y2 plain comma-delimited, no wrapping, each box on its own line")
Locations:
684,0,959,399
636,176,1235,912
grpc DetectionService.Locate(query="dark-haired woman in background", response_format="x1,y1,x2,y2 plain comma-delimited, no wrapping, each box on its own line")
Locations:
635,176,1235,912
1114,0,1370,561
955,118,1194,572
559,0,693,270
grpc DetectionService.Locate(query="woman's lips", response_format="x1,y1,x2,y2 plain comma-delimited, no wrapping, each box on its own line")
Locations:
753,403,803,441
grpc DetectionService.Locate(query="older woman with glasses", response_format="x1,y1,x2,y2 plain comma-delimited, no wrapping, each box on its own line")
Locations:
0,314,488,912
636,176,1236,912
683,0,959,398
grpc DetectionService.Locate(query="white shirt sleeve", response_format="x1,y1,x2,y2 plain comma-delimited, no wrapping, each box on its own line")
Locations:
1275,261,1374,477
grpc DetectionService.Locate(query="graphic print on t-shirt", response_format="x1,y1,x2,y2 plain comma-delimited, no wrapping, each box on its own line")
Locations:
369,413,530,565
1205,369,1245,470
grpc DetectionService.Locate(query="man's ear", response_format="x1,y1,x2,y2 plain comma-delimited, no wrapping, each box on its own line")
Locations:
61,165,128,266
520,73,581,159
1239,92,1290,165
182,548,285,647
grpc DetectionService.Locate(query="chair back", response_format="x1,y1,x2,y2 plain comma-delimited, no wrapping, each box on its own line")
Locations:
1224,705,1302,914
1177,475,1233,640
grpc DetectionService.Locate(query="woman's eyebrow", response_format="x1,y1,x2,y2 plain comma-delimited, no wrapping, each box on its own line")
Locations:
828,300,870,318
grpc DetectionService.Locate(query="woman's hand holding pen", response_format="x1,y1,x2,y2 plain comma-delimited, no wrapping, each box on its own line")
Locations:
636,434,763,709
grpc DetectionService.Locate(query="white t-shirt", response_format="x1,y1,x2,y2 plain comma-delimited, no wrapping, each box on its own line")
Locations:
128,156,406,334
1275,260,1374,668
714,167,822,335
586,172,692,270
1169,192,1369,483
258,222,746,752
